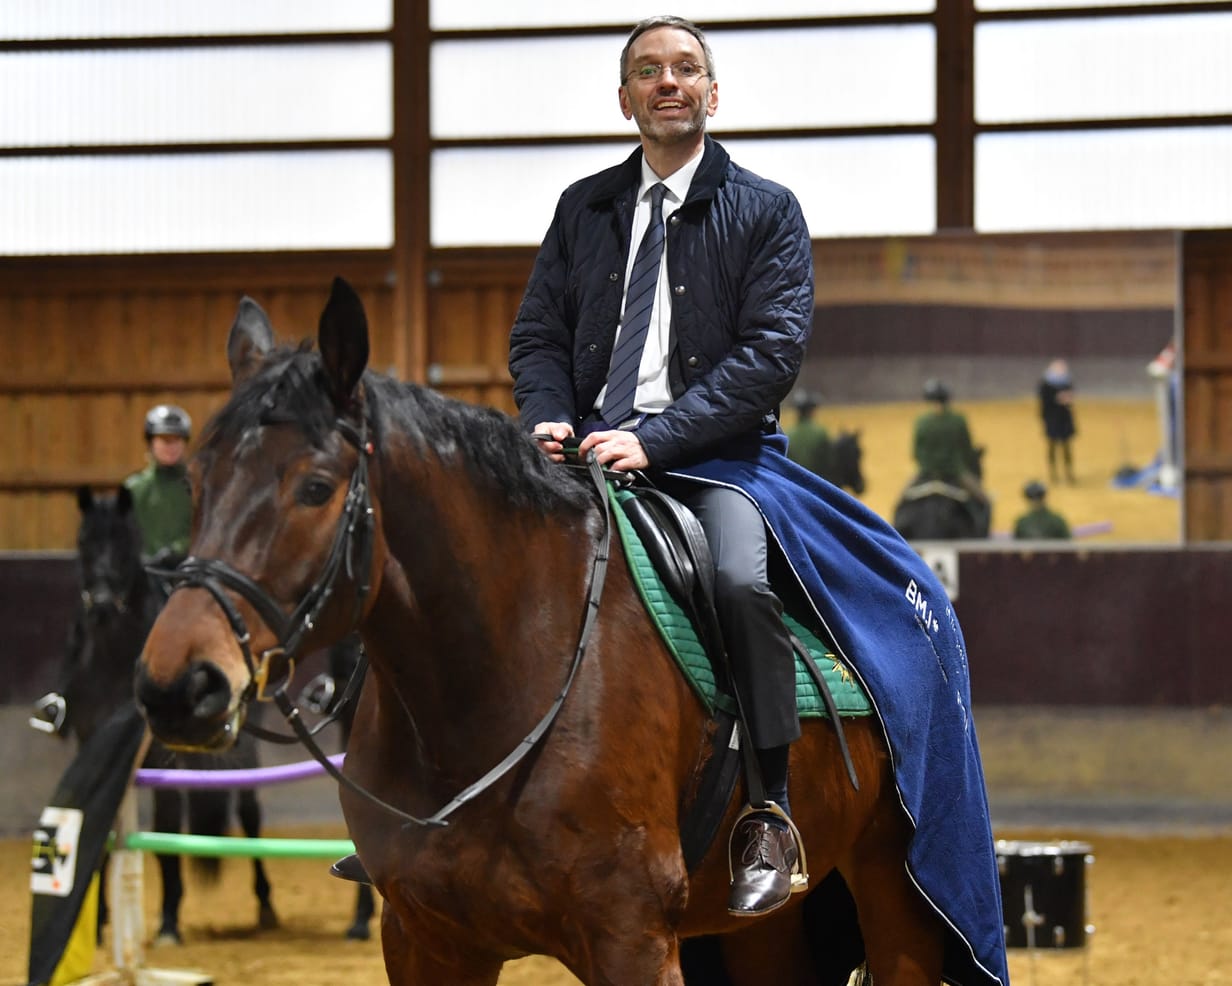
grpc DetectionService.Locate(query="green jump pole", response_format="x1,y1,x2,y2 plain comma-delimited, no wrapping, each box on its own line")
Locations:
121,831,355,859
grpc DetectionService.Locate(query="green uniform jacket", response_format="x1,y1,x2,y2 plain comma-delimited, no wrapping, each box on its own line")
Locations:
912,409,978,482
1013,506,1071,540
124,462,192,557
785,419,832,477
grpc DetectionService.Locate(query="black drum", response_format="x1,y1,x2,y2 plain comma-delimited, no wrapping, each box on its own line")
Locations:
996,840,1093,949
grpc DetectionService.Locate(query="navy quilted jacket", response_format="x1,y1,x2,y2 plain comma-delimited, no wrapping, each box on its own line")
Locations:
509,136,814,469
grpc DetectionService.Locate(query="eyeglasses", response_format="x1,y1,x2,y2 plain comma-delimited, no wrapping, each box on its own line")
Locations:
624,61,708,86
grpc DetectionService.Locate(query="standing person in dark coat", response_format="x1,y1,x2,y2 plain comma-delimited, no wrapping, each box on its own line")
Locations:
509,15,814,917
1039,358,1077,484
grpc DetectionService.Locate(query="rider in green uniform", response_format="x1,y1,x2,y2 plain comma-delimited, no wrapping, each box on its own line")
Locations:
124,404,193,564
911,379,989,529
785,390,832,479
1013,481,1071,540
30,404,192,736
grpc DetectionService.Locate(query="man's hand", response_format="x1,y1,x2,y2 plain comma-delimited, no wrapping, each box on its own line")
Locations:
531,422,575,463
578,429,649,472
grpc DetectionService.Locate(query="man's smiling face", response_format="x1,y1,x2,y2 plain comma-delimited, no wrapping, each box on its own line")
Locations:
619,25,718,148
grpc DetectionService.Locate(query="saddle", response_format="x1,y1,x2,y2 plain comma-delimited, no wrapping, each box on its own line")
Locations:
900,477,971,503
614,481,865,870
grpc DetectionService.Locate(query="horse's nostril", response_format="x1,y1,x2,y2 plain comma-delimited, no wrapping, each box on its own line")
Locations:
135,660,235,746
187,664,231,720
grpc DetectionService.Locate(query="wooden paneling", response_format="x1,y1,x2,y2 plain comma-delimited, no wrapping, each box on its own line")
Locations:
959,548,1232,707
5,546,1230,707
0,254,395,549
1182,230,1232,541
425,248,534,414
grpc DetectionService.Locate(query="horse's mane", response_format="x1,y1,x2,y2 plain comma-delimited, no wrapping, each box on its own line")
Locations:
201,342,593,516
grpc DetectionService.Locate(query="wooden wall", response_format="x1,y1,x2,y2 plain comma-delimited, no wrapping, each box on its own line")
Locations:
1182,230,1232,541
0,254,397,549
2,229,1230,549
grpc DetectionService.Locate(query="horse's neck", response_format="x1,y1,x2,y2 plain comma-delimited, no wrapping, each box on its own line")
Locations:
362,489,599,768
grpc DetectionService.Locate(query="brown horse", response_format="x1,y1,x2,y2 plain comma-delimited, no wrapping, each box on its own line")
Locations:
134,279,946,985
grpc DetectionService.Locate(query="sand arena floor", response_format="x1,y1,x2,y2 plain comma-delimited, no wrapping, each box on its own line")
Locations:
2,824,1230,985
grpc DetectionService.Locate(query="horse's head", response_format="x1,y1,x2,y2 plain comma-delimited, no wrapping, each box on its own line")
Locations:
832,430,866,496
75,485,145,619
135,277,380,751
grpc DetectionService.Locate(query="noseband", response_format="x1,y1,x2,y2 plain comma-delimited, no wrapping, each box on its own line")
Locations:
155,416,375,708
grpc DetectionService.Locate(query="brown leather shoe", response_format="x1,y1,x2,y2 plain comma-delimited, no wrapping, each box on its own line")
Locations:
330,852,373,885
727,815,799,916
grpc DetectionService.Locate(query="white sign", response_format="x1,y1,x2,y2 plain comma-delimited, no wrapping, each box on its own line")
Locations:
919,545,959,601
31,806,83,897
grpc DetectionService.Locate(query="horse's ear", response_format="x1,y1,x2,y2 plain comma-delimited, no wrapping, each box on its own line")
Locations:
116,485,133,515
227,296,276,385
318,277,369,408
76,485,94,513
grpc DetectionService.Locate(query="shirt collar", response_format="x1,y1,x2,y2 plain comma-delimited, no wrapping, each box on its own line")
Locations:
640,145,704,208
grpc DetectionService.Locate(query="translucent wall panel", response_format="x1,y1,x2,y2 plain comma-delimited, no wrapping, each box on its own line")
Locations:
0,151,393,254
432,1,934,30
976,128,1232,231
433,26,934,138
2,0,391,40
977,14,1232,123
432,136,934,246
0,45,392,147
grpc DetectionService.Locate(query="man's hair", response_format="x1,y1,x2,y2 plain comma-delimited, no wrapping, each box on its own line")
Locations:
620,15,716,84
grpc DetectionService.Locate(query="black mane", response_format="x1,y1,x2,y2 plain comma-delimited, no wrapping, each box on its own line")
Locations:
201,343,593,516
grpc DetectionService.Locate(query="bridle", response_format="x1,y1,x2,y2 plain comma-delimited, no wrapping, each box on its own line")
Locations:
156,415,376,712
154,404,613,831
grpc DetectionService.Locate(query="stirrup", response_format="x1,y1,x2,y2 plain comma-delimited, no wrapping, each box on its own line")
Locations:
727,801,809,894
330,852,373,886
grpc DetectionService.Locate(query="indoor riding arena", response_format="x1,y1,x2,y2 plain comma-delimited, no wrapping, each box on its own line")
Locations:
4,5,1232,986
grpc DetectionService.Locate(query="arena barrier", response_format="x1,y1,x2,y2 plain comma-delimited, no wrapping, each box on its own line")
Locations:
97,754,354,986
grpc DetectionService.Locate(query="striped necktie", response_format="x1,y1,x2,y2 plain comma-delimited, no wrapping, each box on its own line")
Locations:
601,183,667,428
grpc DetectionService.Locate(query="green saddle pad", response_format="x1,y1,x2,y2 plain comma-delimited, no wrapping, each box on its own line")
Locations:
612,488,871,719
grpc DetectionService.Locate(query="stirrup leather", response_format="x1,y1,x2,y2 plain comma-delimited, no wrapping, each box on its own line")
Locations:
727,801,809,894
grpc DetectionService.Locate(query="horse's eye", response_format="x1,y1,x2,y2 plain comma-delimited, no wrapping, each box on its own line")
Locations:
296,477,336,507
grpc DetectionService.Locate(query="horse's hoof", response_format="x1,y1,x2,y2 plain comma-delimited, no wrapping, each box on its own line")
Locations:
258,905,280,930
151,929,183,948
345,923,371,941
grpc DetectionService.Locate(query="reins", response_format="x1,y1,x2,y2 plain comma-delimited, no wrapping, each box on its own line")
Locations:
158,412,613,831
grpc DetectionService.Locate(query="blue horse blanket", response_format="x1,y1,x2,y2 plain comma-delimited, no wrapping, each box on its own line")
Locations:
667,432,1009,986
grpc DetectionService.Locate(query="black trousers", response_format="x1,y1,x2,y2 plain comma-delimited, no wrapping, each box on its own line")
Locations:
660,479,800,750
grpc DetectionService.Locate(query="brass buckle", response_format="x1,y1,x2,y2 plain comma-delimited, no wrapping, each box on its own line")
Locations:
254,647,294,703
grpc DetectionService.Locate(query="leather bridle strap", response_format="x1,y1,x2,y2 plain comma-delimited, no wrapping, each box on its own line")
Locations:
270,449,613,829
152,415,375,721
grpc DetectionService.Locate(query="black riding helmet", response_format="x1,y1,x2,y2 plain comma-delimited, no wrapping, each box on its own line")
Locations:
1023,480,1047,501
144,404,192,441
923,379,950,403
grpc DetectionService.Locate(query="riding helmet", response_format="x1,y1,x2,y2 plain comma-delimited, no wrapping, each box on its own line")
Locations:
792,388,820,411
144,404,192,440
1023,480,1047,501
923,378,951,403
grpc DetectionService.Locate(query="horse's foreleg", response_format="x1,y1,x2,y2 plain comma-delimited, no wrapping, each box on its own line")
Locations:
151,789,184,946
842,807,943,985
378,905,502,986
347,884,376,941
236,788,278,929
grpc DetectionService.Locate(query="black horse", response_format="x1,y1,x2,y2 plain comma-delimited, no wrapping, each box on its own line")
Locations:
300,633,377,941
892,448,990,540
821,430,866,496
41,486,278,944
